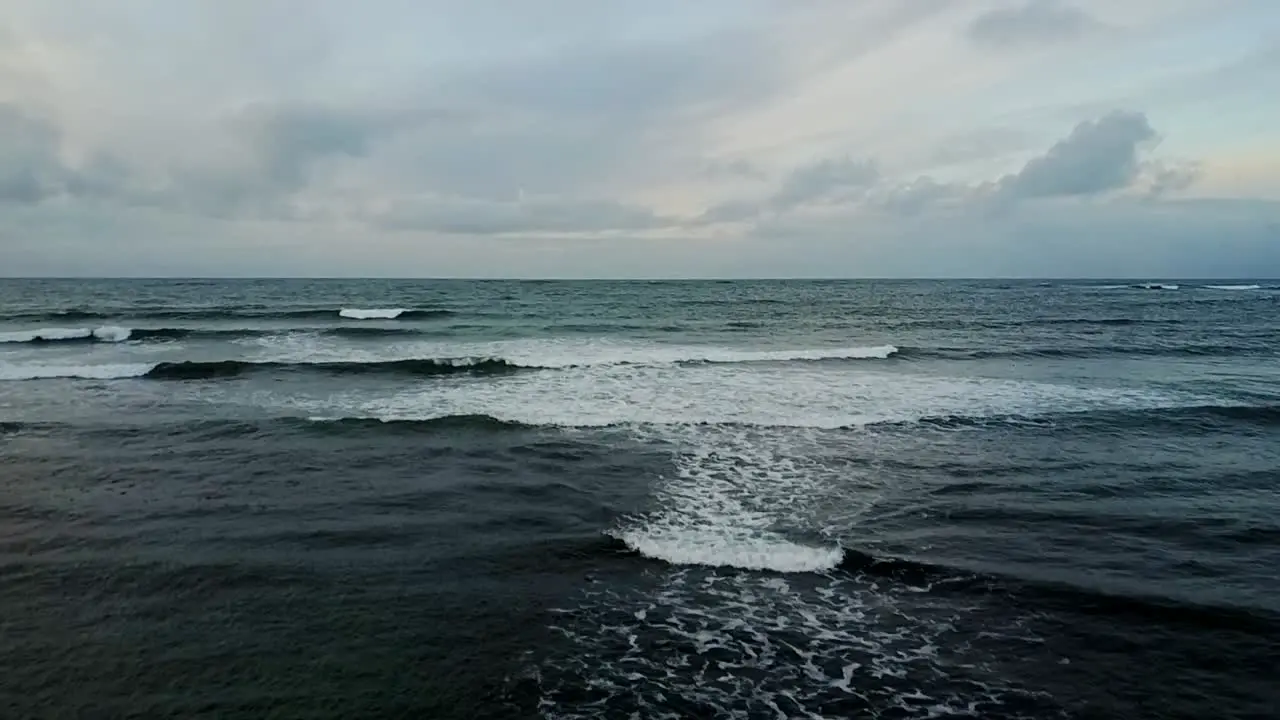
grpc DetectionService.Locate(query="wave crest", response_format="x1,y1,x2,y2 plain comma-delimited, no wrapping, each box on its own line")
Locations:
143,357,524,380
0,326,132,344
610,527,844,573
339,308,406,320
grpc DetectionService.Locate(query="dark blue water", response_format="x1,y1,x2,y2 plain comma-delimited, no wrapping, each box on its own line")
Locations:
2,279,1278,719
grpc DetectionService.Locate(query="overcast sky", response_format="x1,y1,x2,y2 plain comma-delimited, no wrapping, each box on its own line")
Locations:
2,0,1278,277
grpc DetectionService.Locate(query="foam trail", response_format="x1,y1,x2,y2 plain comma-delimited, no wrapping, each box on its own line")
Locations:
1204,284,1261,291
0,364,153,381
339,308,406,320
613,427,848,573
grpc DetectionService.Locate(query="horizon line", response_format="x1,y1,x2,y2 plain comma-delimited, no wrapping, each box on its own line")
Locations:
1,276,1277,282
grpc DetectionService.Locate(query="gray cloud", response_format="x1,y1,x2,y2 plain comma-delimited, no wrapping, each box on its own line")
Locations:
0,104,137,204
998,111,1156,199
968,1,1098,49
232,103,388,190
772,157,880,209
372,195,669,235
700,156,880,222
1142,161,1203,198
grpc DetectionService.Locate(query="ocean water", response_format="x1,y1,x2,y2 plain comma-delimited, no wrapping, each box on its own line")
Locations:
2,278,1278,719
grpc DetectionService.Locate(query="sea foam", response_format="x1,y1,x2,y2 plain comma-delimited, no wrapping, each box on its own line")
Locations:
0,326,132,343
339,308,407,320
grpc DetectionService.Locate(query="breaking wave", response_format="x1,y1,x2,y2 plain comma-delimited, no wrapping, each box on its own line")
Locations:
1204,284,1262,291
0,364,154,381
897,343,1274,360
8,307,455,322
144,357,524,380
339,308,408,320
0,326,132,343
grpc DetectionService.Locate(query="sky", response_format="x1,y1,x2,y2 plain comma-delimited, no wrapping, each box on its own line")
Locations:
1,0,1278,278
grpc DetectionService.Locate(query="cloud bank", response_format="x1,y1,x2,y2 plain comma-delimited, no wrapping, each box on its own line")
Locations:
1,0,1277,277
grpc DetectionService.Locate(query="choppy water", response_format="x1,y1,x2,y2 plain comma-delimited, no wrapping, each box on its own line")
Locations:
2,278,1278,719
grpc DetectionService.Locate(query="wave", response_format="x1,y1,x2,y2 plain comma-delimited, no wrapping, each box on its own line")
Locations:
587,535,1278,630
0,363,154,381
283,403,1280,435
340,308,406,320
1203,284,1262,291
0,326,132,344
898,404,1280,432
897,343,1271,360
136,326,445,341
303,413,532,433
5,325,462,344
8,307,455,322
607,527,844,573
144,357,525,380
1132,283,1180,290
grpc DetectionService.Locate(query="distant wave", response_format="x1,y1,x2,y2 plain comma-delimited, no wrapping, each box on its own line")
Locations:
339,308,408,320
897,343,1272,360
8,307,455,322
134,326,448,341
0,363,155,381
0,326,132,344
144,357,524,380
1203,284,1262,291
682,345,898,363
1132,283,1180,290
304,414,533,433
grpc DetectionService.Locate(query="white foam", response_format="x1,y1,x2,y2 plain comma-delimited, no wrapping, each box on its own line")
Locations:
339,308,406,319
1134,283,1179,290
0,363,153,381
1204,284,1261,291
491,338,898,368
328,361,1190,429
0,326,133,343
0,327,92,343
540,567,1045,718
608,426,862,574
91,326,132,342
233,334,899,373
615,526,844,573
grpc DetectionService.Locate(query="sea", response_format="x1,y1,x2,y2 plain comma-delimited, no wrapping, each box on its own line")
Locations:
2,278,1278,720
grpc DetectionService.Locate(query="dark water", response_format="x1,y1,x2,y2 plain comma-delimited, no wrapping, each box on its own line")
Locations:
2,279,1279,719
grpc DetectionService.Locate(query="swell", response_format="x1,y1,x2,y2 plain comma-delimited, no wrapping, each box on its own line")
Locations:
145,357,526,380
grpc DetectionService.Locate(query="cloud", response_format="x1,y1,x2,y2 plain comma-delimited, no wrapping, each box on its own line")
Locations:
772,157,880,209
0,103,136,204
1,0,1278,277
700,156,879,222
967,1,1099,49
997,110,1156,199
371,195,669,235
